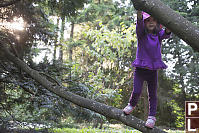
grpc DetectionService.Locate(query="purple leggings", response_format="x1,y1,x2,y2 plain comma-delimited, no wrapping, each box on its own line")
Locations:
129,67,158,116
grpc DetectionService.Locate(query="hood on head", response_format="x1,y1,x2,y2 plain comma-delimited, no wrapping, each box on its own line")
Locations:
142,11,163,29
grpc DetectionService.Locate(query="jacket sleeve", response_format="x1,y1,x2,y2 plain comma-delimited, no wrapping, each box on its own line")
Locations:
136,17,145,39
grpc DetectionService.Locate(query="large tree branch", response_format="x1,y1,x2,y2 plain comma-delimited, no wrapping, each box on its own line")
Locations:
0,45,167,133
131,0,199,52
0,0,20,8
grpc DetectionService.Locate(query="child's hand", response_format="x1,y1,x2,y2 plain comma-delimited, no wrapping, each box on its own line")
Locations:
165,28,171,34
137,11,143,20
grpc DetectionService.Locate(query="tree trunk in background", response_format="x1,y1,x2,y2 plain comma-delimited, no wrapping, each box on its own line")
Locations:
59,16,65,63
131,0,199,52
177,51,186,109
69,23,74,79
53,17,60,64
0,44,167,133
157,73,164,119
99,118,104,129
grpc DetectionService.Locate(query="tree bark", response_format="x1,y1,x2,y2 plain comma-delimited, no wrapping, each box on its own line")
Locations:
0,45,167,133
53,17,60,64
69,23,74,79
58,16,65,63
131,0,199,52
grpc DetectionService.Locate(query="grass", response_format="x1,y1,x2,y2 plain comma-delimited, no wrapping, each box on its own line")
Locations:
49,128,141,133
165,130,185,133
48,127,185,133
33,123,184,133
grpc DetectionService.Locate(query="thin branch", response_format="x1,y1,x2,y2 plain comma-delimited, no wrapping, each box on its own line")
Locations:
0,0,20,8
39,72,62,86
0,16,9,20
19,84,35,95
0,103,16,121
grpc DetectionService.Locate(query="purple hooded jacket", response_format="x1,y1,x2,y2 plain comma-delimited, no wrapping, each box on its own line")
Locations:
132,15,171,70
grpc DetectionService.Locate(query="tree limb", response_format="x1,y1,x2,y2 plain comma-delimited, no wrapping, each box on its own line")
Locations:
131,0,199,52
0,44,167,133
39,72,62,86
0,0,20,8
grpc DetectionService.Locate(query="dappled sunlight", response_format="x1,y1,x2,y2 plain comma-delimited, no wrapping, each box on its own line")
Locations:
0,17,26,41
0,17,26,31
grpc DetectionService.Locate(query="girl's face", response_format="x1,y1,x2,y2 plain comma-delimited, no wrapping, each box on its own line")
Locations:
145,17,157,33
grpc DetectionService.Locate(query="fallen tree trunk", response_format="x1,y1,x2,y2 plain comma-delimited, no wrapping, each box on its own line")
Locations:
131,0,199,52
0,45,167,133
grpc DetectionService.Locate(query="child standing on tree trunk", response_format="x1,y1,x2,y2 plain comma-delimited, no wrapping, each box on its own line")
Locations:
123,11,171,128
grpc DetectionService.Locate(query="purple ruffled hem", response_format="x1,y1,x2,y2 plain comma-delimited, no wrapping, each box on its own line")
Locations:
131,59,168,70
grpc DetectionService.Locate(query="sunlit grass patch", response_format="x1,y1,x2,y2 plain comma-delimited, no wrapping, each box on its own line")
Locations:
165,129,185,133
49,127,141,133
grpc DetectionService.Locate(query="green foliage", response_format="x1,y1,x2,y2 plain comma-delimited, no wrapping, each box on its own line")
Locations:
1,0,199,130
160,0,199,128
77,1,135,28
74,21,136,108
38,0,88,17
168,100,184,128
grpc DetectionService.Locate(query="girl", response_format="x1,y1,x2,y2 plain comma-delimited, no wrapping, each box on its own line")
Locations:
123,11,171,128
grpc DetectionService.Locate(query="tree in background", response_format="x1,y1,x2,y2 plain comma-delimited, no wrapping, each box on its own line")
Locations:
0,0,199,131
0,0,88,130
159,0,199,128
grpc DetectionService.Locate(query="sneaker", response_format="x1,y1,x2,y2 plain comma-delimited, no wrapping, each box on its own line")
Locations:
145,116,156,128
123,103,134,115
